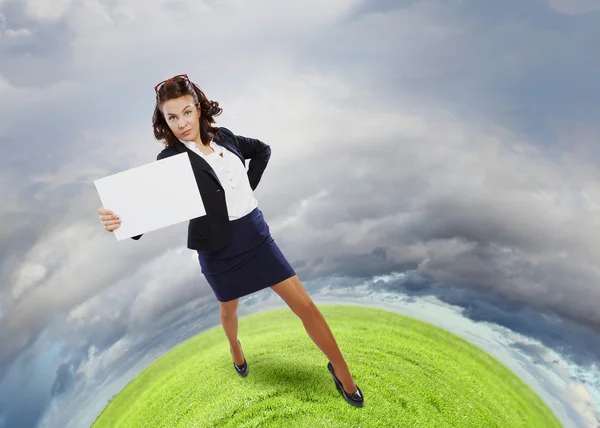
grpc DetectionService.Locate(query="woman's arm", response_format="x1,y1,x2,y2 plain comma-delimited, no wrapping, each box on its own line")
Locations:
222,128,271,190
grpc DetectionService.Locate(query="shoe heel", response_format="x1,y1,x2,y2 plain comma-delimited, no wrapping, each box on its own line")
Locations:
327,362,343,390
230,340,249,377
330,373,342,390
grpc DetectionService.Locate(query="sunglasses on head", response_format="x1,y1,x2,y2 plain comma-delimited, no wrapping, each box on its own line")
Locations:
154,74,190,93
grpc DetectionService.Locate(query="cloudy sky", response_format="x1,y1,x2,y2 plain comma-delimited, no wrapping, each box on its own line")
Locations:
1,0,600,426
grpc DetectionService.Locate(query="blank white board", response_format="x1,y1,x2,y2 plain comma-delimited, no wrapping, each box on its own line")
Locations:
94,153,206,241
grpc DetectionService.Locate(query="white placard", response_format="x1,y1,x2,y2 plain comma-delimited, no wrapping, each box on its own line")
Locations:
93,153,206,241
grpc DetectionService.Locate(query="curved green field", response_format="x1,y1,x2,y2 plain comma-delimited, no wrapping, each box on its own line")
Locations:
92,305,562,427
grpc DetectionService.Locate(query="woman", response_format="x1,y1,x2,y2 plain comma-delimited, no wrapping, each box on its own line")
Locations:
96,74,364,407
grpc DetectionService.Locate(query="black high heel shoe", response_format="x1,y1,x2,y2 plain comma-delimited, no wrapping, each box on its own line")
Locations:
230,339,248,377
327,361,364,407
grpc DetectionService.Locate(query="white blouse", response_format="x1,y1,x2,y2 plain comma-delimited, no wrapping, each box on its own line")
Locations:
179,138,258,220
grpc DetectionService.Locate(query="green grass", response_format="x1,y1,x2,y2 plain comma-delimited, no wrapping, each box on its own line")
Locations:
92,305,562,427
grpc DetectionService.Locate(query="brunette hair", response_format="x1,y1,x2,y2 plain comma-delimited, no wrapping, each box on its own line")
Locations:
152,76,223,148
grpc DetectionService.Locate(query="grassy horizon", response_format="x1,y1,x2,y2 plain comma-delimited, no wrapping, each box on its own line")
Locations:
92,305,562,427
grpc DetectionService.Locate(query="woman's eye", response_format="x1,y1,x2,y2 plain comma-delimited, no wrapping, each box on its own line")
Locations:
185,110,191,115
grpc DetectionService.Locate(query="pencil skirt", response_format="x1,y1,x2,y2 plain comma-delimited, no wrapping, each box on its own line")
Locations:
197,207,296,302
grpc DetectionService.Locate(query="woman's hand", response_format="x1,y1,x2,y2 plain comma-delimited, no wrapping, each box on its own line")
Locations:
97,206,121,232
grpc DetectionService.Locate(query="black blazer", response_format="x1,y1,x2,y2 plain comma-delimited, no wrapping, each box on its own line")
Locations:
131,127,271,251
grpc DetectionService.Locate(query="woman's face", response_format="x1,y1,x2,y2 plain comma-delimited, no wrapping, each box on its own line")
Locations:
162,95,201,142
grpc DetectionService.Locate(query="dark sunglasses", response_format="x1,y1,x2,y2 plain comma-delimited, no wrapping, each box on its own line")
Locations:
154,74,190,93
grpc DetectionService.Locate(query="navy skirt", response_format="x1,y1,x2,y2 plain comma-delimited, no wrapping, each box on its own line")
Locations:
197,207,296,302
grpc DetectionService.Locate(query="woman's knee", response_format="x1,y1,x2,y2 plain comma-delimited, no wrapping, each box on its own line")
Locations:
295,300,319,319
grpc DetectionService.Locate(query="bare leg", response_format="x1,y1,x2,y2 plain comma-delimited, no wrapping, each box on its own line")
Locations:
271,275,358,394
219,299,245,366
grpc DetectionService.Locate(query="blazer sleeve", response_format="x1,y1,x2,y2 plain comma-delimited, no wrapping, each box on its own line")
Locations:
130,149,175,241
222,128,271,191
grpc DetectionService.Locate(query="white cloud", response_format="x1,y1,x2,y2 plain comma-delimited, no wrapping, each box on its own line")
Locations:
0,75,9,92
565,381,600,426
11,263,46,300
4,28,32,38
547,0,600,14
24,0,75,21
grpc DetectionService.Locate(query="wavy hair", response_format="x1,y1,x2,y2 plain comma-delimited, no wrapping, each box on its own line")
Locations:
152,77,223,148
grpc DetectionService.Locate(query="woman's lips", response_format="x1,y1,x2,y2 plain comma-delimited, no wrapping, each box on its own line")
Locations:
182,129,191,136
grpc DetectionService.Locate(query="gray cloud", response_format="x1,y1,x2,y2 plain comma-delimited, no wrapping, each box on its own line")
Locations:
51,362,77,397
336,0,600,153
0,0,75,86
262,129,600,332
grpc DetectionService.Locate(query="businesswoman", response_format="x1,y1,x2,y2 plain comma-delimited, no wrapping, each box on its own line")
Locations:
96,74,364,407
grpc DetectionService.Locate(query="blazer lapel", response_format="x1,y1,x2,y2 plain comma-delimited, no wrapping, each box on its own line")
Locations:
174,142,222,187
